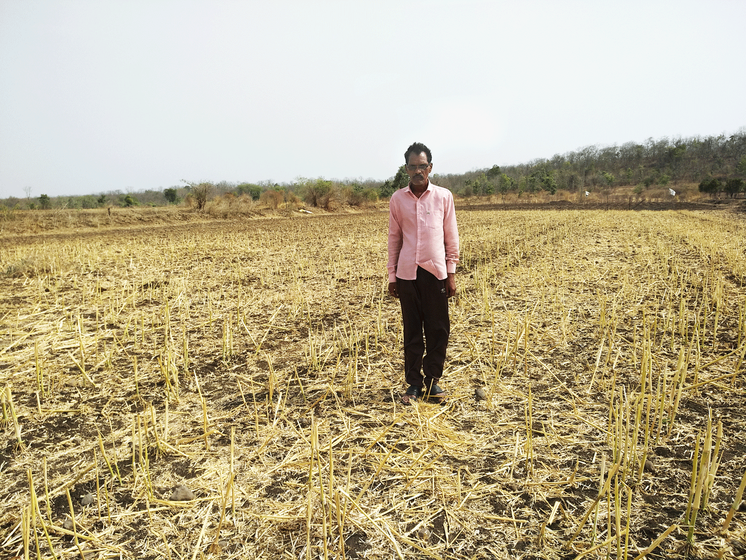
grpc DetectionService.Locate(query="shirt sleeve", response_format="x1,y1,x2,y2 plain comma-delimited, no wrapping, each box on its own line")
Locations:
443,192,459,274
387,195,403,283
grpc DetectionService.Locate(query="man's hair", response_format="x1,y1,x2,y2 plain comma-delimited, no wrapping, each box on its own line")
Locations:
404,142,432,164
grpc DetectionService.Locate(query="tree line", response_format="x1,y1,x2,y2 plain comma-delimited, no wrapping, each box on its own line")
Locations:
432,129,746,199
2,129,745,211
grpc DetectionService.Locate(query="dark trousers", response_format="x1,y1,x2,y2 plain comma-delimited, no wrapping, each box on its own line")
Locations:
397,267,450,388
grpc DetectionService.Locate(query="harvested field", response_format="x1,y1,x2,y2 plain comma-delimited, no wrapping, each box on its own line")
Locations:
1,207,745,559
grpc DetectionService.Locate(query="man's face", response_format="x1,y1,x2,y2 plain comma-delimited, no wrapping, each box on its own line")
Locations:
406,152,432,189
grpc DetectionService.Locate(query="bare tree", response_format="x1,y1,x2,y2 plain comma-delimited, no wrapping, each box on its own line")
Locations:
191,183,212,211
181,180,213,211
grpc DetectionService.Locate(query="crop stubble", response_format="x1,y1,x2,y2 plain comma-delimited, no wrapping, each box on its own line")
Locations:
0,208,745,559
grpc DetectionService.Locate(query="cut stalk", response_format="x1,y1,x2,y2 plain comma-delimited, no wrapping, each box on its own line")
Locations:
722,469,746,531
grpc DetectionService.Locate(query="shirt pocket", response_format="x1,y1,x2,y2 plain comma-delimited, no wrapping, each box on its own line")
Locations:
426,207,444,229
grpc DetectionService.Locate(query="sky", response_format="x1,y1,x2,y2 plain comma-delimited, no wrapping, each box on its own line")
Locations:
1,0,745,199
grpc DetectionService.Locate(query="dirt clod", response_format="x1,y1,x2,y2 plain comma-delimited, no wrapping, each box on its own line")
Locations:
169,485,195,501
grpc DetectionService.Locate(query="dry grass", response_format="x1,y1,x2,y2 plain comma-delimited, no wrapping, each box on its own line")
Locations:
1,207,745,559
0,200,298,238
0,206,210,237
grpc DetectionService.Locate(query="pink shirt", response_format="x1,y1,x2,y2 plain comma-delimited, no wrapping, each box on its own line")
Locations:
387,182,460,282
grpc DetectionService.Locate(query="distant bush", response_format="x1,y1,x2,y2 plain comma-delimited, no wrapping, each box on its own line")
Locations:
236,183,262,200
80,195,98,209
363,188,379,202
0,204,18,222
260,189,284,210
286,191,301,209
204,193,254,217
338,185,377,207
188,183,212,211
301,179,338,209
349,192,366,206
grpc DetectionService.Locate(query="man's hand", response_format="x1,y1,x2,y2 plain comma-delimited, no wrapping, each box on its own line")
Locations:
446,273,457,298
388,282,399,298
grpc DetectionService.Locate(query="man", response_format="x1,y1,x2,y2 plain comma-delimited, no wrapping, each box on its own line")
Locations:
387,142,459,404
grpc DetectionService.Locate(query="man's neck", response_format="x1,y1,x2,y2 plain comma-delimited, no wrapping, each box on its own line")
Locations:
409,181,429,198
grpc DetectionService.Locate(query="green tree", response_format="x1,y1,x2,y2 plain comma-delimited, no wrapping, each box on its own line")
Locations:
666,143,687,181
379,180,394,199
123,194,138,207
392,165,409,191
737,156,746,176
529,166,557,194
39,194,51,209
625,168,634,184
80,195,97,209
380,165,408,199
498,174,514,201
725,178,744,198
97,194,107,206
164,188,178,204
566,173,580,192
698,177,721,196
471,173,494,196
472,175,484,195
542,171,557,194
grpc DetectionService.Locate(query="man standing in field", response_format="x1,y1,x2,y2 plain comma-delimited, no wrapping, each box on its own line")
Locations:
388,142,460,404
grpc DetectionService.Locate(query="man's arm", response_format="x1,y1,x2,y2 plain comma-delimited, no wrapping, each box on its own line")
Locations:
387,195,403,297
445,273,456,298
443,193,459,298
388,281,399,298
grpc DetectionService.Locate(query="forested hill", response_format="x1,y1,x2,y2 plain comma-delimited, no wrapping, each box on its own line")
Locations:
430,129,746,198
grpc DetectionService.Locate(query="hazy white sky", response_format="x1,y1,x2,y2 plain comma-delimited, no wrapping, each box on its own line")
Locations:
1,0,745,198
